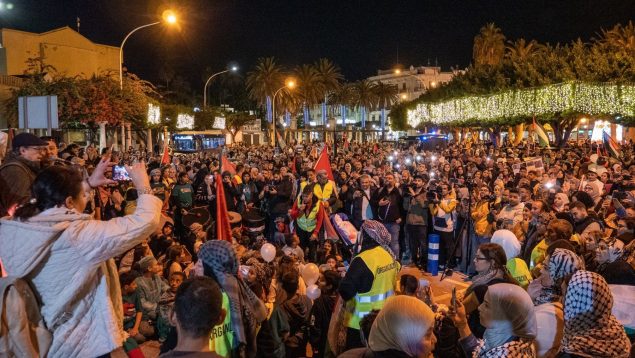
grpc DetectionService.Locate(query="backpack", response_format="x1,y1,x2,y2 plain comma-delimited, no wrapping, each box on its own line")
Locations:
0,224,60,357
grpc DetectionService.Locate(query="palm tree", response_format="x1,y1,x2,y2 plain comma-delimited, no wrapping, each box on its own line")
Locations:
315,58,343,125
246,57,284,124
294,64,324,133
505,38,543,62
352,80,378,142
373,81,399,139
328,83,354,126
473,23,506,67
598,21,635,53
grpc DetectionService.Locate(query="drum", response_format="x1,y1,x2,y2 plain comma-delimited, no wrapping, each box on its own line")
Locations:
228,211,242,229
181,206,211,228
243,208,266,236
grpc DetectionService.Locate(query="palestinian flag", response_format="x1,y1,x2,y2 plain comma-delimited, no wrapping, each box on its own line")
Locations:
603,131,622,160
533,117,550,148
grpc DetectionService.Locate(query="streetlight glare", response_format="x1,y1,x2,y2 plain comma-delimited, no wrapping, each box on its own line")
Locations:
231,66,238,72
394,69,401,74
401,94,407,100
286,80,296,89
162,10,178,24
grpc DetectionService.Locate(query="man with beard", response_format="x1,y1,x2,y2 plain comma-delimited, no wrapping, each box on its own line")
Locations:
376,172,404,259
405,175,429,269
348,174,378,230
494,187,524,230
0,133,48,216
262,169,292,242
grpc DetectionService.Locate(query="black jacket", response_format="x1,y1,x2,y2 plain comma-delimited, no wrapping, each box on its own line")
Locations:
375,186,404,224
346,187,378,229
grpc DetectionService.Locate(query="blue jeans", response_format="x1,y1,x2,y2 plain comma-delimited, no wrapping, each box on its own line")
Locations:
383,222,401,259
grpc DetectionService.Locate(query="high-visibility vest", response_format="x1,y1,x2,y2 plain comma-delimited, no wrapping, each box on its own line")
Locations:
507,258,532,290
296,202,321,232
345,246,400,329
209,292,234,357
300,181,334,202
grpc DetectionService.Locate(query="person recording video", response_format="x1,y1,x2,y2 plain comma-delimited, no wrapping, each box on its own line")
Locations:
429,181,457,268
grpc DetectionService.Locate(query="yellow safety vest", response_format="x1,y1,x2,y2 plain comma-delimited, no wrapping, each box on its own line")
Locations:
296,202,321,233
507,258,532,290
300,181,334,202
345,246,400,329
209,292,234,357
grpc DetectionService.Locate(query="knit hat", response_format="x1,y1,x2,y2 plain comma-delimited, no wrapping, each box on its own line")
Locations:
138,256,157,272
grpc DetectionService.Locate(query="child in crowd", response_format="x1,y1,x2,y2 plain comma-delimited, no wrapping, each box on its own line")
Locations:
135,255,169,337
282,233,305,263
120,271,146,343
158,271,185,342
280,270,312,358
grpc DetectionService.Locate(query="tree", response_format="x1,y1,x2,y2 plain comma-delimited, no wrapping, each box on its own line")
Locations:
294,64,324,127
328,83,355,126
351,80,377,139
246,57,284,122
473,23,506,67
225,111,257,144
315,58,343,124
373,81,398,139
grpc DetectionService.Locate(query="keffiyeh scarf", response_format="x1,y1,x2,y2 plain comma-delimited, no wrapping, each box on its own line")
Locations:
561,270,630,358
198,240,264,356
548,248,584,282
474,337,535,358
360,220,396,259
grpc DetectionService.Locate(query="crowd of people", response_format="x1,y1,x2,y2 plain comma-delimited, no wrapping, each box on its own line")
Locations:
1,130,635,358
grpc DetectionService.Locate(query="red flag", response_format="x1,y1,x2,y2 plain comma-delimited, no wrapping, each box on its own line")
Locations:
221,155,236,175
161,141,170,165
313,146,335,181
215,174,232,242
291,155,297,174
319,205,339,241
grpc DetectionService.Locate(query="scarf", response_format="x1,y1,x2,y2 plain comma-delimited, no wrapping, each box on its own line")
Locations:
548,248,584,282
198,240,265,356
466,268,502,296
475,338,535,358
482,283,537,352
561,270,630,358
360,220,396,260
368,295,435,357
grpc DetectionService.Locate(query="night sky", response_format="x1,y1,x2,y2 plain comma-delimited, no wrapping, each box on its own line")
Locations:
2,0,634,87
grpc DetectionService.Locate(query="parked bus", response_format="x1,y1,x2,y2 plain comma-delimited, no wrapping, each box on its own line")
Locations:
172,130,226,153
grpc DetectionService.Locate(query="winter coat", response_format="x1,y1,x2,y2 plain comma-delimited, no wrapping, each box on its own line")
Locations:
0,194,162,358
0,154,40,216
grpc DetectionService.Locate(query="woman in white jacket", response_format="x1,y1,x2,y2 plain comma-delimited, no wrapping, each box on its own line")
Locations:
0,157,161,357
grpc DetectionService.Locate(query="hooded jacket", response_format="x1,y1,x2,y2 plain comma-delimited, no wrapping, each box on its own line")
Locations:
0,194,161,358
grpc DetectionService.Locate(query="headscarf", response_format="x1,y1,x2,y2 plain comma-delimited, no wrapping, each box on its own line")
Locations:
597,237,625,264
198,240,265,356
554,193,569,212
360,220,395,259
491,229,521,260
138,256,157,272
368,295,435,357
482,283,537,352
561,270,630,357
548,248,584,282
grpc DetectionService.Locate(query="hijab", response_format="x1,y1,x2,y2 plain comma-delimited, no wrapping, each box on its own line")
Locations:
597,237,625,265
482,283,537,352
554,193,570,212
561,270,630,358
491,229,521,260
368,295,435,357
548,248,584,282
360,220,396,260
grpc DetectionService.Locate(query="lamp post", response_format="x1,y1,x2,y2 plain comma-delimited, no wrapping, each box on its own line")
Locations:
203,66,238,108
272,79,296,148
118,10,177,150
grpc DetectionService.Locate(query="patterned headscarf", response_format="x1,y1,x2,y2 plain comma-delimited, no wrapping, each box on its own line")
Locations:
561,270,630,358
360,220,395,259
548,248,584,282
198,240,264,355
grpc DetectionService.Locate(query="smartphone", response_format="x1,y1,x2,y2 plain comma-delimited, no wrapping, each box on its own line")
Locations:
112,165,131,181
451,287,457,310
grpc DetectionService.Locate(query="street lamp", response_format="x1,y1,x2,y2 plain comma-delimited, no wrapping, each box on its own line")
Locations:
272,79,296,148
119,10,178,90
118,9,178,151
203,66,238,108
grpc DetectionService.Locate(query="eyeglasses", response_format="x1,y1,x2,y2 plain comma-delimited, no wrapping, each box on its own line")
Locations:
474,256,489,261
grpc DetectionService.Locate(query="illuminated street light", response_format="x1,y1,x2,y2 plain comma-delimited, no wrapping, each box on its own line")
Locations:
272,79,297,148
394,69,401,74
203,65,239,107
401,93,407,100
